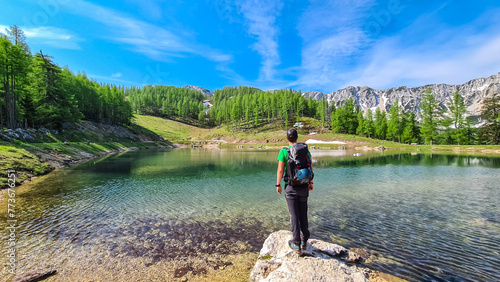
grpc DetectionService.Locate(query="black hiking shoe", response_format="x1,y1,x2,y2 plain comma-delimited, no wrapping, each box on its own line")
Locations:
288,240,301,254
301,236,308,250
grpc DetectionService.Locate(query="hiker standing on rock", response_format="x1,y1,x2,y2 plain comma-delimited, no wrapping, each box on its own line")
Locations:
276,128,314,254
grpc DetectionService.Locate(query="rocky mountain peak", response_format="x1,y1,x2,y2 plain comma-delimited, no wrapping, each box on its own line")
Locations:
302,91,325,100
183,85,214,97
266,88,298,94
327,72,500,118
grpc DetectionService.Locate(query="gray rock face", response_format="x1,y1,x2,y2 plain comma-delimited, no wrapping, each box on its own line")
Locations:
250,230,368,282
325,72,500,119
183,85,214,97
303,91,326,100
266,89,298,94
0,128,36,141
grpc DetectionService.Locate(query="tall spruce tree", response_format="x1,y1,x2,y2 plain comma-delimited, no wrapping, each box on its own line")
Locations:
363,109,375,138
1,27,31,129
420,88,442,145
31,51,82,128
374,108,387,140
478,93,500,145
447,91,467,144
401,112,419,144
448,91,466,129
356,111,365,136
387,99,402,142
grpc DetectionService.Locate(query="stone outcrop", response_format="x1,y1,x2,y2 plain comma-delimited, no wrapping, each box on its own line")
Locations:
250,230,369,282
0,121,163,144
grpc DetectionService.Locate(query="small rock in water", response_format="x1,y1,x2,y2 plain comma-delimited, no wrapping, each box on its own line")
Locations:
348,251,363,263
13,270,57,282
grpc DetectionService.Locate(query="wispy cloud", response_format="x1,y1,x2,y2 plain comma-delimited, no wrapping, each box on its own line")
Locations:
345,8,500,89
294,0,376,91
238,0,283,81
293,1,500,92
88,74,142,86
58,0,231,62
111,73,123,78
125,0,163,20
0,25,82,49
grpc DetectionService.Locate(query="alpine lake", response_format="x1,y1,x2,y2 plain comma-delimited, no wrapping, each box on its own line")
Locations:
1,148,499,281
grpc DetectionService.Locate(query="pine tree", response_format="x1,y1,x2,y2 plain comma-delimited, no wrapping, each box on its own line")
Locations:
345,99,358,134
447,91,467,144
363,109,375,138
6,25,29,52
0,35,9,128
401,113,419,144
420,88,442,145
462,117,476,145
374,108,387,139
448,91,466,129
31,51,82,128
478,93,500,145
387,100,402,142
439,117,453,145
332,106,346,133
356,111,365,136
1,28,31,129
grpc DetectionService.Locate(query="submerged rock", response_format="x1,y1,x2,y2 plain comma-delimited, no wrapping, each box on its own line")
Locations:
13,270,57,282
250,230,368,281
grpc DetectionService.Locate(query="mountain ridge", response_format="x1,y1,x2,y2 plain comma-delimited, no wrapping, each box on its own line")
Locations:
303,72,500,118
187,72,500,118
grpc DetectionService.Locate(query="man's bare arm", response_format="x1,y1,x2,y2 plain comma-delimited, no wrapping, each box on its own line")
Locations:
276,161,285,194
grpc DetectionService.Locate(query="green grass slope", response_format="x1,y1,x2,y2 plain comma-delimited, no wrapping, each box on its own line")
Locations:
132,114,209,141
133,114,500,154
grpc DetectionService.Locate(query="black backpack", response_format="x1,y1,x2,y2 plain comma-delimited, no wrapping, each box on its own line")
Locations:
284,143,313,186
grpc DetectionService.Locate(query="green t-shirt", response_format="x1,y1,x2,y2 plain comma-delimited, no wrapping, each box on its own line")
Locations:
277,145,312,184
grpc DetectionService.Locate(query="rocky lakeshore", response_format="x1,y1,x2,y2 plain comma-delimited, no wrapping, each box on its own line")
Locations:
0,121,170,190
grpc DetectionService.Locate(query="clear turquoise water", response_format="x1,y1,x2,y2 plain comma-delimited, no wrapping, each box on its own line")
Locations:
1,149,499,281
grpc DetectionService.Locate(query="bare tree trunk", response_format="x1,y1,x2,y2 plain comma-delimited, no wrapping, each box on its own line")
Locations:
13,70,17,129
6,64,14,129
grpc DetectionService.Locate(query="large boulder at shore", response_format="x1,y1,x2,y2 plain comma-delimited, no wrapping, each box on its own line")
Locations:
250,230,369,282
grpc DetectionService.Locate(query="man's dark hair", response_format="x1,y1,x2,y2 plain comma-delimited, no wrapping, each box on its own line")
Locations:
287,128,298,143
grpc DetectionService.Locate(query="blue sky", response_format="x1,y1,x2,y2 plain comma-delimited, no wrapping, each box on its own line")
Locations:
1,0,500,93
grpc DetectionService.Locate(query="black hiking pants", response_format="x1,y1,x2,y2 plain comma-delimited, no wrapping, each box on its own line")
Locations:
285,184,310,246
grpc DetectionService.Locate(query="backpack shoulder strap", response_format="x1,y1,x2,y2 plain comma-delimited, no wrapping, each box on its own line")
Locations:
285,146,292,160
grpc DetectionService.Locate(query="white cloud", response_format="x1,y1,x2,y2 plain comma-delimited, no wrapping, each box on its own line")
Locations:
88,74,141,86
125,0,163,20
293,1,500,92
238,0,283,81
58,0,231,63
294,0,377,91
111,73,123,78
346,34,500,89
344,10,500,89
0,25,81,49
